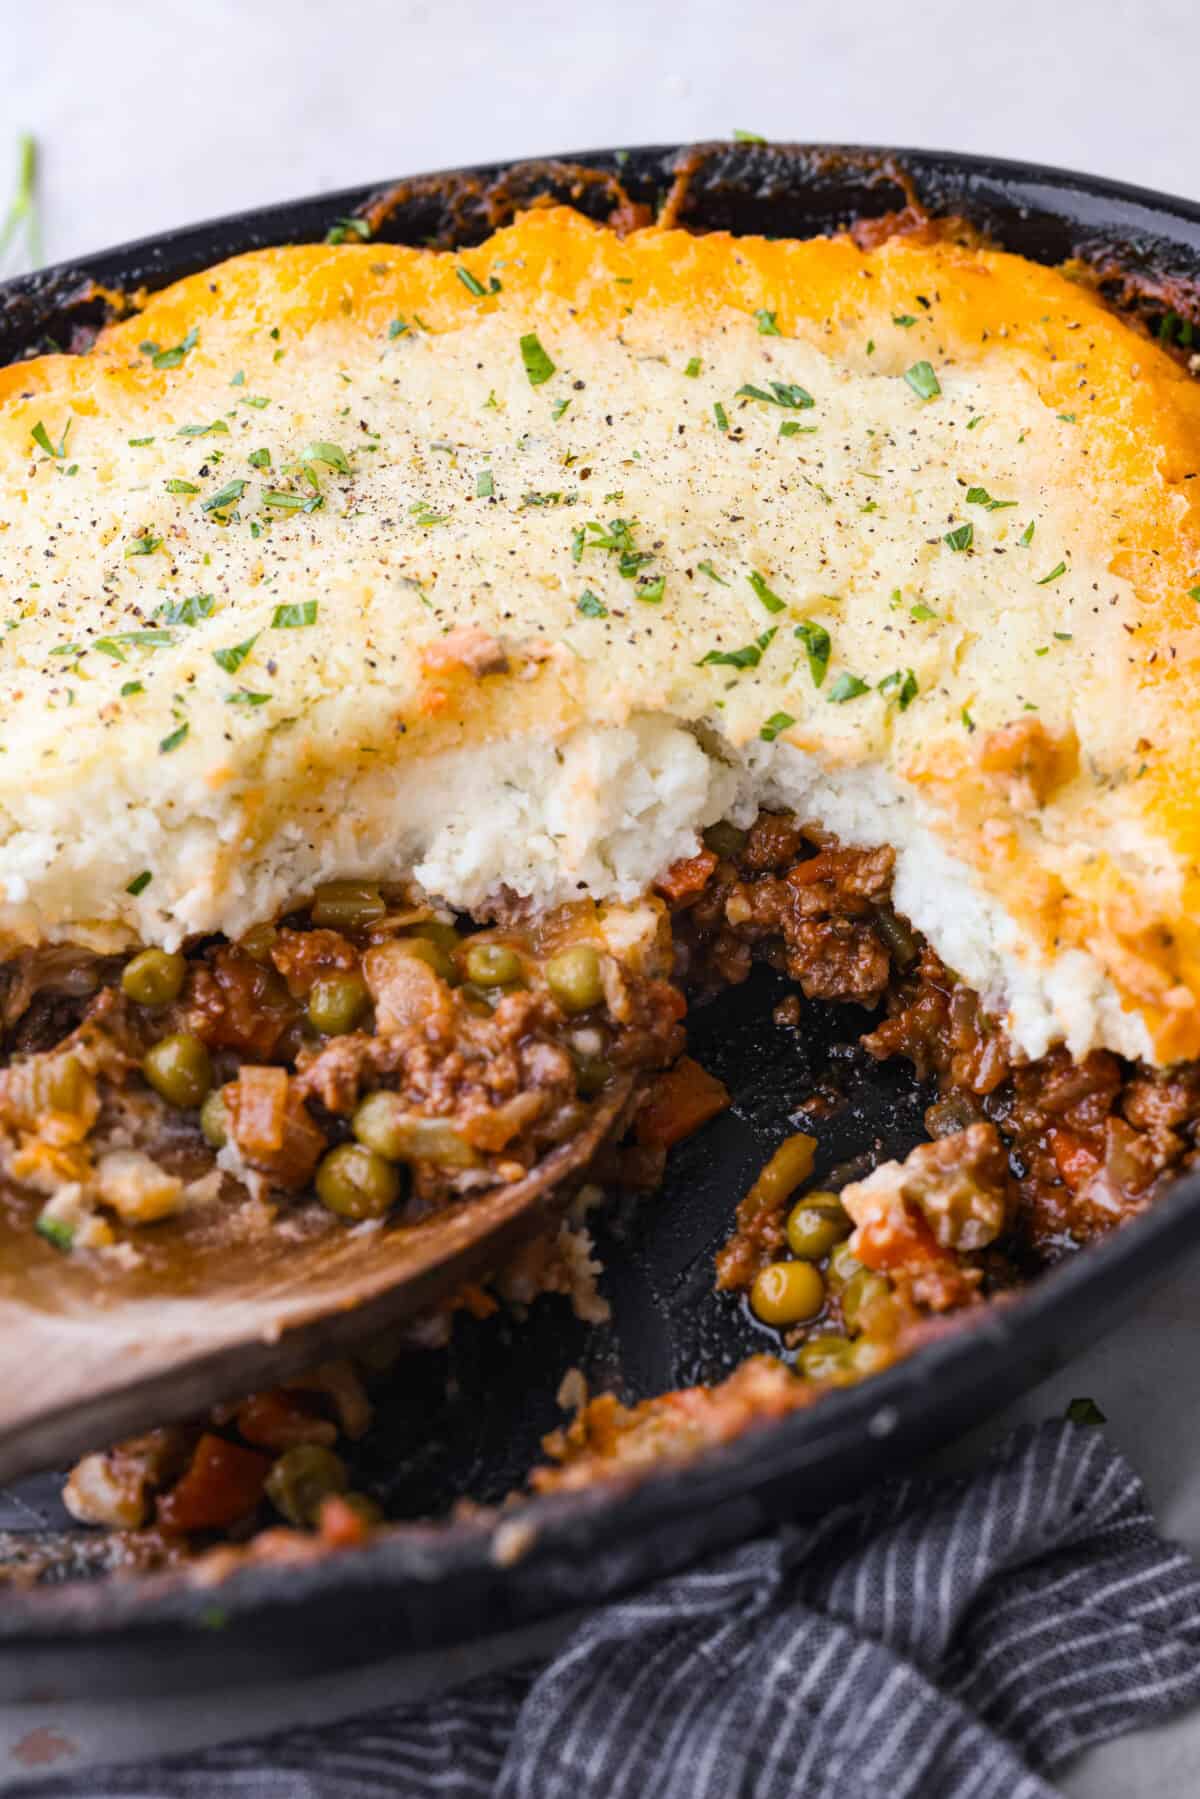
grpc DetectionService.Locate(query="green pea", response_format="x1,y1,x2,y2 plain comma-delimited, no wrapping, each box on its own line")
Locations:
121,948,187,1008
395,936,459,984
352,1093,476,1168
842,1269,893,1334
702,819,748,858
238,922,278,962
199,1088,229,1149
464,942,522,987
796,1335,856,1381
315,1143,402,1219
545,944,604,1014
749,1260,825,1327
264,1444,348,1527
142,1033,212,1109
826,1239,864,1292
311,880,386,932
408,920,461,952
785,1194,852,1261
307,974,369,1035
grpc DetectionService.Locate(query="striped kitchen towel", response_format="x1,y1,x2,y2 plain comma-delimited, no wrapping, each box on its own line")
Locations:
17,1419,1200,1799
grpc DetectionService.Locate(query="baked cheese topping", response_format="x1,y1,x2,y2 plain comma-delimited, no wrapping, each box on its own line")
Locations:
2,208,1199,1060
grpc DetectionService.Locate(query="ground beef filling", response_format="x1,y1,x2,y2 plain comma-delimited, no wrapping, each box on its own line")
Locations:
26,811,1200,1547
0,893,684,1250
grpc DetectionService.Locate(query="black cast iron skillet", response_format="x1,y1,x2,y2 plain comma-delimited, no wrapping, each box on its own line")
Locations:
2,141,1200,1704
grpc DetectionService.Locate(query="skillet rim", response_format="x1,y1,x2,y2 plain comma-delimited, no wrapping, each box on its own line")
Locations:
1,138,1199,1662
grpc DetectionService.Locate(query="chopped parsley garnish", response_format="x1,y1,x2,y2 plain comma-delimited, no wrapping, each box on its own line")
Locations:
145,326,198,370
388,318,408,339
35,1212,74,1252
965,485,1017,512
165,478,199,495
1053,630,1073,641
157,594,214,626
577,590,608,618
1037,561,1067,586
759,711,795,742
1057,412,1076,423
31,419,70,459
1019,520,1036,546
520,332,556,386
779,420,817,437
827,672,869,703
177,420,228,437
325,216,371,244
910,601,938,621
732,128,766,143
713,401,729,431
1065,1396,1107,1425
577,518,653,579
903,360,941,399
476,469,495,498
226,689,271,707
736,380,814,410
201,479,246,514
302,441,351,475
697,560,729,586
1190,586,1200,602
892,313,917,328
120,680,144,696
961,706,976,732
879,668,918,710
755,309,781,335
944,523,973,552
271,602,318,628
748,571,785,614
126,870,153,896
248,447,271,470
700,627,777,670
159,722,189,754
637,574,666,603
551,398,571,421
967,414,985,430
263,489,323,514
793,619,831,686
128,437,155,447
684,357,702,378
212,635,258,673
455,266,487,297
124,532,162,557
231,370,245,386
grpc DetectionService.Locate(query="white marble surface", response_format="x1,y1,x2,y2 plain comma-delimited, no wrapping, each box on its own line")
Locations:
4,2,1200,1791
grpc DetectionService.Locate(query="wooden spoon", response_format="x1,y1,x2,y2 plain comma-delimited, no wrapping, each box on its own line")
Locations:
0,1080,630,1487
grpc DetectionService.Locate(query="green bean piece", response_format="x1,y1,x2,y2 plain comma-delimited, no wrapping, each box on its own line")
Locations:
545,944,604,1013
310,880,386,932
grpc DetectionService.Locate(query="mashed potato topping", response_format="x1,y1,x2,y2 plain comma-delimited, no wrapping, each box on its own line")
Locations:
2,208,1199,1060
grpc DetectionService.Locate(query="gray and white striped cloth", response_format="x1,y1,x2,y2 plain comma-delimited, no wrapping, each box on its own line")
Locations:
20,1419,1200,1799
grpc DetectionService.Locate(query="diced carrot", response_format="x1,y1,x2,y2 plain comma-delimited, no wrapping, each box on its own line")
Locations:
654,849,718,905
235,1389,337,1451
450,1282,500,1319
156,1434,272,1533
636,1056,731,1150
1050,1128,1101,1193
318,1495,372,1549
